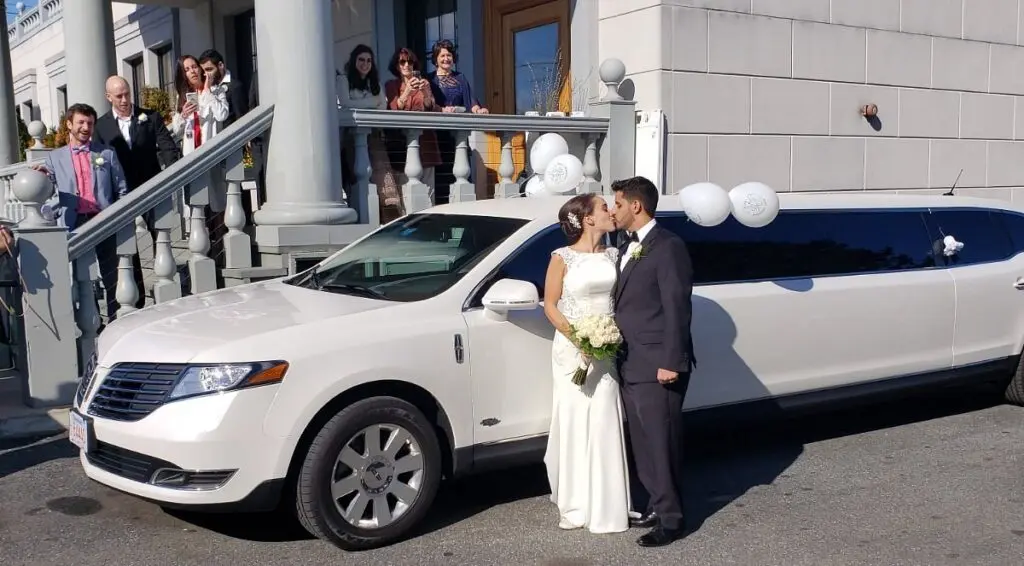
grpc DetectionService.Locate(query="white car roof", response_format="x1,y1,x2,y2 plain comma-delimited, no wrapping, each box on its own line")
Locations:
426,192,1024,221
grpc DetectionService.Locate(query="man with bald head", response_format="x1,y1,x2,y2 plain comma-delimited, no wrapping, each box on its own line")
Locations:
95,75,180,308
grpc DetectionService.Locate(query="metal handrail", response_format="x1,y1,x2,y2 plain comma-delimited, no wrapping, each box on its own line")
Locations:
338,108,609,134
67,104,275,260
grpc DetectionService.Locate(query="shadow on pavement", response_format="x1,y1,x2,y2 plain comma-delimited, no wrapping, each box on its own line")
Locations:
0,433,77,480
149,384,1009,545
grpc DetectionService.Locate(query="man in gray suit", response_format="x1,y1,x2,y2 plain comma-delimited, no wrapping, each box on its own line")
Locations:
32,103,128,320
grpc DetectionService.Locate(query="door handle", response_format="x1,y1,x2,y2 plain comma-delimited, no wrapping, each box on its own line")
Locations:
1014,278,1024,290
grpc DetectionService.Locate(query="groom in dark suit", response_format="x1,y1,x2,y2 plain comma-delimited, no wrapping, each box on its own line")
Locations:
611,176,695,547
95,75,180,308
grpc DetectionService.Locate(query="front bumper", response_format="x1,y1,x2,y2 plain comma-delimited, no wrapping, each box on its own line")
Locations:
77,384,293,509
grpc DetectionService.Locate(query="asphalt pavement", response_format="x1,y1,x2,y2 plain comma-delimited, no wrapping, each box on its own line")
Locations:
1,388,1022,566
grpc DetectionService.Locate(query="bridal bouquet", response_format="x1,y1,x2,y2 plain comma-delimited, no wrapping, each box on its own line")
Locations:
568,314,623,386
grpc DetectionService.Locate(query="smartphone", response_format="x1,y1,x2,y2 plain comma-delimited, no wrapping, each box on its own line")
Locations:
185,92,199,105
411,70,421,78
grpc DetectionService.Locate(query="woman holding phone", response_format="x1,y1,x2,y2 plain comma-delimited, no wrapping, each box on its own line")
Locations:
384,47,441,202
170,54,230,234
171,54,229,155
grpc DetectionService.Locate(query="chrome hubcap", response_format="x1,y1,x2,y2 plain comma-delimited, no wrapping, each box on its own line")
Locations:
331,424,424,529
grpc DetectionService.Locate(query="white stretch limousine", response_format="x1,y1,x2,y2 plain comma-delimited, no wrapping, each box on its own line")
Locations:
70,193,1024,550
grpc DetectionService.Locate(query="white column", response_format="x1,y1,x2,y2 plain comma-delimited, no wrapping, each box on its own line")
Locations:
64,0,116,112
252,0,356,226
0,0,21,165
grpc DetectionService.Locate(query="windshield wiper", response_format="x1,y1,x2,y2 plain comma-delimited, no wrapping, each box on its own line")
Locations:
319,282,390,300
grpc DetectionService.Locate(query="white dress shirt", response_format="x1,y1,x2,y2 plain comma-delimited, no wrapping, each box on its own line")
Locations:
620,219,657,270
115,112,132,147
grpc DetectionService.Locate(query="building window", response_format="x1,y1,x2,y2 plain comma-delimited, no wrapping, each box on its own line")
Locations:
126,56,144,102
401,0,458,73
19,101,32,123
154,45,174,97
55,86,67,116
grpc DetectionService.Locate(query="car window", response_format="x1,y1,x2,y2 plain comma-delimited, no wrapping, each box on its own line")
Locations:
496,225,566,296
297,213,527,302
993,211,1024,256
927,209,1013,266
658,210,936,284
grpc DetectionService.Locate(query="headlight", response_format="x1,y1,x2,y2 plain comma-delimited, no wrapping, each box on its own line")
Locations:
168,361,289,401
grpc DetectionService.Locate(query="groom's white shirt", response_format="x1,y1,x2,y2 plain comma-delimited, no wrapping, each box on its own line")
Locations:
620,218,657,270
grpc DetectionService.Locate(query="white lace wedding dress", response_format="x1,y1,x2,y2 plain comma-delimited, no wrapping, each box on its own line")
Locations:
543,247,631,533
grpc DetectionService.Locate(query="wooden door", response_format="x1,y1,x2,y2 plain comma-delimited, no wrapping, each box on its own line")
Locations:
480,0,571,194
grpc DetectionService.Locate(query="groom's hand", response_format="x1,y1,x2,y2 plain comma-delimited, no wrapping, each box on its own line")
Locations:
657,368,678,384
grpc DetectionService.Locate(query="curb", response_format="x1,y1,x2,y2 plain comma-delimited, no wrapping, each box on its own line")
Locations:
0,408,70,440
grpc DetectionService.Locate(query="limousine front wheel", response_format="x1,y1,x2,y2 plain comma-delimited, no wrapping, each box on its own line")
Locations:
295,397,443,550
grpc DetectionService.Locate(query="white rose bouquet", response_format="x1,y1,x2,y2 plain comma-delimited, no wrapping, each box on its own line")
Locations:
568,314,623,386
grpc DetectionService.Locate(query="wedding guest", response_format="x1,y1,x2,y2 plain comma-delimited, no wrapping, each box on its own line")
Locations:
32,103,127,320
95,75,180,309
339,45,402,221
199,49,249,127
385,47,441,202
169,55,229,254
427,39,487,204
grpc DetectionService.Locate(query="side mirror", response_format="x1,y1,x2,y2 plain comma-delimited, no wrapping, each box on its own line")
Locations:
482,279,539,319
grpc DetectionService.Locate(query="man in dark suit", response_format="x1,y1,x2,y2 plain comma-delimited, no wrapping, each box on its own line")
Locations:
94,75,180,309
199,49,249,126
611,176,695,548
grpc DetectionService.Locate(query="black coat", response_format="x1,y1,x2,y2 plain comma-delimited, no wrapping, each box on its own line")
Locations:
614,223,696,382
94,106,180,192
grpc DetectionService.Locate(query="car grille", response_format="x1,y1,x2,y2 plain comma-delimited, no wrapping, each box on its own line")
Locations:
75,369,94,407
87,363,187,422
86,441,177,484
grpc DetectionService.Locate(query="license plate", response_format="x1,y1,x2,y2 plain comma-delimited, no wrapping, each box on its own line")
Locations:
68,409,93,453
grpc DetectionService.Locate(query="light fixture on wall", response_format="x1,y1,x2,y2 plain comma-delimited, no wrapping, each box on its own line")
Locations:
860,103,878,118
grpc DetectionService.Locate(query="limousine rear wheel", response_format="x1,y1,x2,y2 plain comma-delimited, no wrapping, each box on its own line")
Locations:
1007,356,1024,406
295,396,442,550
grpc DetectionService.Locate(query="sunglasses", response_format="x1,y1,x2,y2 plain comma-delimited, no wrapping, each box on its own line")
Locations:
399,59,413,66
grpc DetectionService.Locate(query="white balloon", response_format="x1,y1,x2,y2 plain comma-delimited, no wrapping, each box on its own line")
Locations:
543,154,584,194
677,182,731,227
529,133,569,174
729,182,780,228
524,175,549,196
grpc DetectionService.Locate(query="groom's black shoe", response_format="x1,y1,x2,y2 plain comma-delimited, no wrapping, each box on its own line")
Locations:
629,511,659,529
637,525,686,547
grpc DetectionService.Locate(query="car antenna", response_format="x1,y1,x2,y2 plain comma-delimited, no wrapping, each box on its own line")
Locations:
943,168,963,196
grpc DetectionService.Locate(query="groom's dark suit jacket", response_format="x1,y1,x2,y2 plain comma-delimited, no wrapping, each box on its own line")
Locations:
614,223,695,382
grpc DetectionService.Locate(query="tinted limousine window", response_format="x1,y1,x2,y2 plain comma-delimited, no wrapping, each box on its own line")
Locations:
927,209,1014,266
658,210,937,285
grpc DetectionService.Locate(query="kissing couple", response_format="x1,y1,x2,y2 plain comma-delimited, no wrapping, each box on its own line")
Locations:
541,176,695,547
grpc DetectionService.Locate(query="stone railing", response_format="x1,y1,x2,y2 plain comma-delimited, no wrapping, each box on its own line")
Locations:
337,59,635,222
7,0,64,47
10,105,274,406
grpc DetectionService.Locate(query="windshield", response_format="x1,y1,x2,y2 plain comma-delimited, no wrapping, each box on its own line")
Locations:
287,213,528,302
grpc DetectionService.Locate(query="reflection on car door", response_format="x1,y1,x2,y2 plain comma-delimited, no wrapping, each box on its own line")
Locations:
660,211,956,409
930,209,1024,366
462,227,564,444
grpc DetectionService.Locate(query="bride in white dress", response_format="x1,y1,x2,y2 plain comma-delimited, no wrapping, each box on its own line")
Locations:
542,194,631,533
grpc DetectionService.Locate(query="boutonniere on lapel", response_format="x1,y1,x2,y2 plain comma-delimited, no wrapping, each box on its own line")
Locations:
91,153,106,169
137,113,148,123
630,244,645,262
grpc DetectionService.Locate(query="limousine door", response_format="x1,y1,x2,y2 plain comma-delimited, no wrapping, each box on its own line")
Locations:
658,211,956,409
928,209,1024,367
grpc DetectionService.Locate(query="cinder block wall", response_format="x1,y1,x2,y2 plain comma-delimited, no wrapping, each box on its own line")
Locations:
599,0,1024,201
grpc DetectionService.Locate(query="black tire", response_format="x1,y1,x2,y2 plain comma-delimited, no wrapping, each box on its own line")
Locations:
1007,355,1024,406
294,396,442,550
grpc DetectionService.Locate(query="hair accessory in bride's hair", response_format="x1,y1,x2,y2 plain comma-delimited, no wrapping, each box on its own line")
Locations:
567,213,581,230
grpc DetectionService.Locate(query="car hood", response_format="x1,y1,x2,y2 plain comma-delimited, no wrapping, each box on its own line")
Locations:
98,280,391,364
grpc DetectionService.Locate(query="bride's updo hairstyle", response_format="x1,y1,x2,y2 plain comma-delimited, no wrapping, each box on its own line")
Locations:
558,194,599,245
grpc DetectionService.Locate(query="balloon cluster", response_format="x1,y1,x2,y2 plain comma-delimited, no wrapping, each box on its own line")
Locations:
677,182,780,228
524,133,585,196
